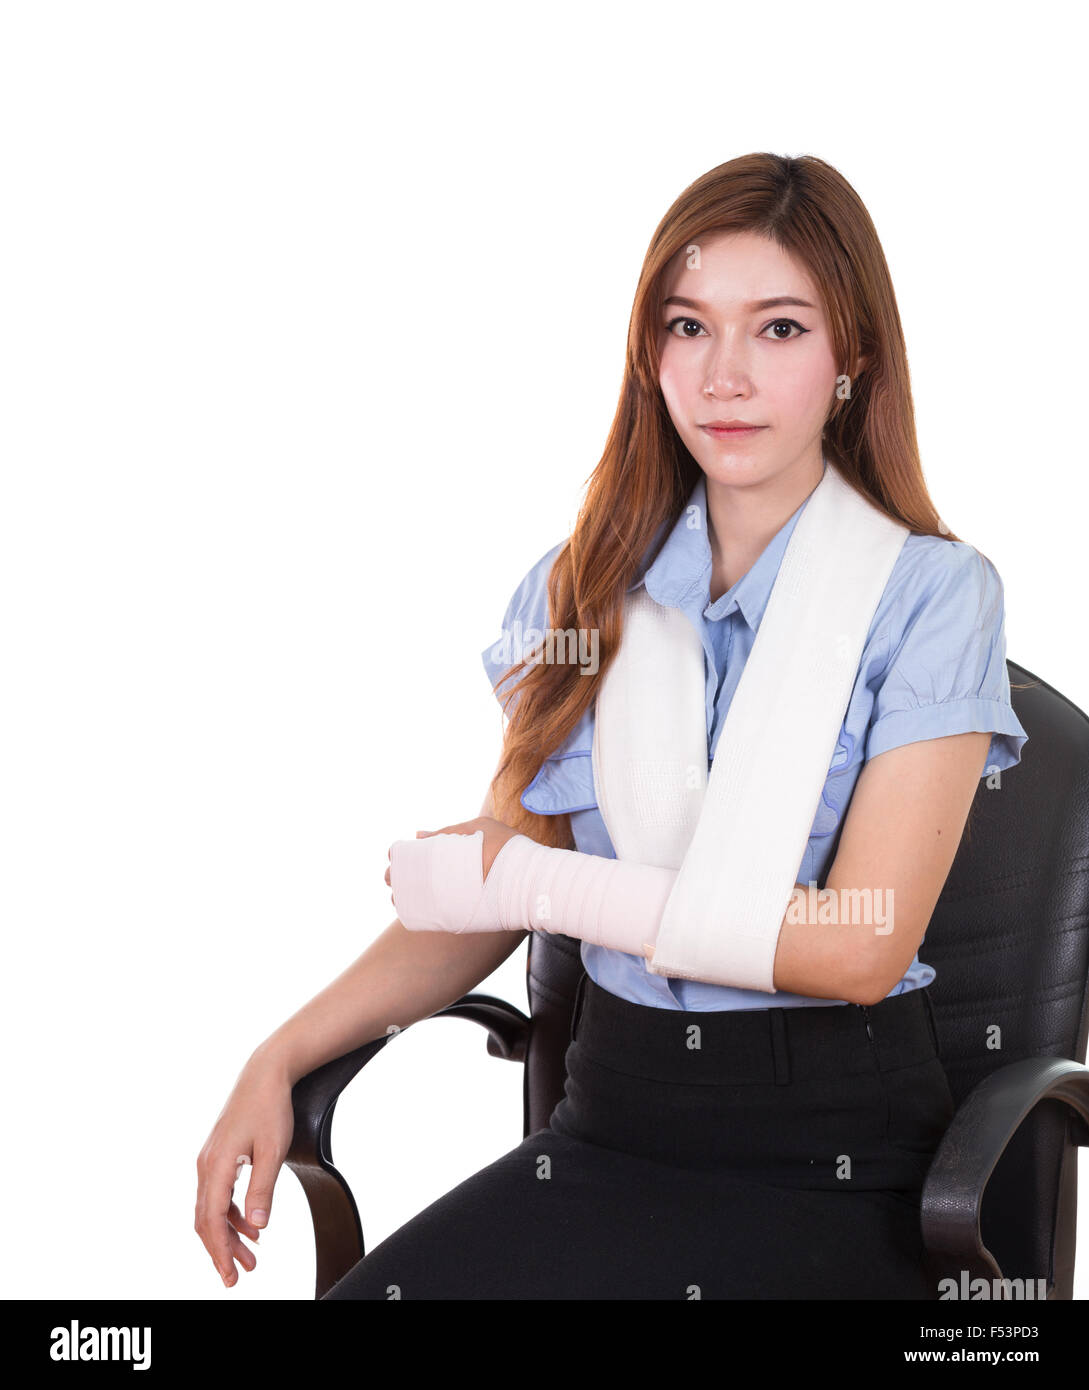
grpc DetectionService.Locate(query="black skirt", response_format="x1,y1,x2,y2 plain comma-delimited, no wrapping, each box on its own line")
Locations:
321,974,955,1300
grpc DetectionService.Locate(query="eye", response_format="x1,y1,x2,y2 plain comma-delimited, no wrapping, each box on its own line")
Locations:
761,318,808,341
663,316,707,338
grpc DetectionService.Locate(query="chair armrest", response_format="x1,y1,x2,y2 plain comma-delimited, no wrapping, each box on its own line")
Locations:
284,992,530,1299
919,1056,1089,1291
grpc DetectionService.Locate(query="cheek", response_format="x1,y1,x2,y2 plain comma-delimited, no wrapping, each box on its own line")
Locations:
658,352,691,410
767,352,839,415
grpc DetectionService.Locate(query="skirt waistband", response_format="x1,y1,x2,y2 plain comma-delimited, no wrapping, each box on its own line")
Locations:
570,973,941,1086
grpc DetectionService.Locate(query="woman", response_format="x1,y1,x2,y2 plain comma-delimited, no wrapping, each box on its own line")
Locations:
195,153,1028,1299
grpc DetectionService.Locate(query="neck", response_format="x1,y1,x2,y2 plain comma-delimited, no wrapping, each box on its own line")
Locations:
704,447,826,600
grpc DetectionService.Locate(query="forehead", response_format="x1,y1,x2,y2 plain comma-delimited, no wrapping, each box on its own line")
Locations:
661,231,818,306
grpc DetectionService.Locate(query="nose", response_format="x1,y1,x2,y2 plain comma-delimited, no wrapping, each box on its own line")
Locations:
701,338,754,399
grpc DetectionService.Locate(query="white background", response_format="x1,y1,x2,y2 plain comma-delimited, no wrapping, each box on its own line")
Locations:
2,0,1085,1302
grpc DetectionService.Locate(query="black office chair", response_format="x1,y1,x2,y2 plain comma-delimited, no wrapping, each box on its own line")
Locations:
285,661,1089,1300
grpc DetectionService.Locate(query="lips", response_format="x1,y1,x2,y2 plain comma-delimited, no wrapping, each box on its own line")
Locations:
701,423,767,436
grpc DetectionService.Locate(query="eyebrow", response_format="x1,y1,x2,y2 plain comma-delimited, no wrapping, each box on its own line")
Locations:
662,294,817,312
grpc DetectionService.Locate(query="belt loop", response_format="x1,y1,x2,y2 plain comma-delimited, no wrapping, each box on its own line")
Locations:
920,987,941,1058
859,1002,884,1071
768,1008,790,1085
569,970,588,1043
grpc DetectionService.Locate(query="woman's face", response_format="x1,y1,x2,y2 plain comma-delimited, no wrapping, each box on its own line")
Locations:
657,230,842,489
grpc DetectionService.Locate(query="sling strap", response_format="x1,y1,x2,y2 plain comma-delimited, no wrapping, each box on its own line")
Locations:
590,458,910,991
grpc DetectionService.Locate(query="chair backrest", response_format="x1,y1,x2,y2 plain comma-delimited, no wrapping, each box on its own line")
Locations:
921,660,1089,1290
524,660,1089,1292
525,930,583,1136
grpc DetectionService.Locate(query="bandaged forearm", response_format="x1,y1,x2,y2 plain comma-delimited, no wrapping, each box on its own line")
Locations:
388,831,676,958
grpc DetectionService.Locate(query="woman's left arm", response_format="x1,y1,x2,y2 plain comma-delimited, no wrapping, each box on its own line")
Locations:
772,729,992,1004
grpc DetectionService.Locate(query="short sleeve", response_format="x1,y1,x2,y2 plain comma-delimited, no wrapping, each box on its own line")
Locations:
865,542,1028,776
478,538,600,817
479,540,565,717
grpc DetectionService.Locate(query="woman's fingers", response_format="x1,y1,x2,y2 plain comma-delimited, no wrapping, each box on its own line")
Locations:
244,1144,282,1232
228,1225,257,1267
194,1152,247,1287
227,1197,260,1242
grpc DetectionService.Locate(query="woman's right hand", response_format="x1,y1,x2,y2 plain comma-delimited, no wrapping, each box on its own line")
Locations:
194,1053,297,1288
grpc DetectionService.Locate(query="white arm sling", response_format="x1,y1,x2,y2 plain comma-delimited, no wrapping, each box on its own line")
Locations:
590,457,910,992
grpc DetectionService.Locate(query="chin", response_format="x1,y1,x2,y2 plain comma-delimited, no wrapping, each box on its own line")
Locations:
697,453,769,482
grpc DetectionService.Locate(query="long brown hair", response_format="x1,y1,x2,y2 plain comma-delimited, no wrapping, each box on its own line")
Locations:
487,153,1023,851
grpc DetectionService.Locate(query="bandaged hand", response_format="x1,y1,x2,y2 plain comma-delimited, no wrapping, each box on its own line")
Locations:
387,826,677,958
384,816,520,928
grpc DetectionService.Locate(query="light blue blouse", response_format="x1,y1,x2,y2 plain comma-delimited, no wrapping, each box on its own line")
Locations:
481,465,1029,1012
